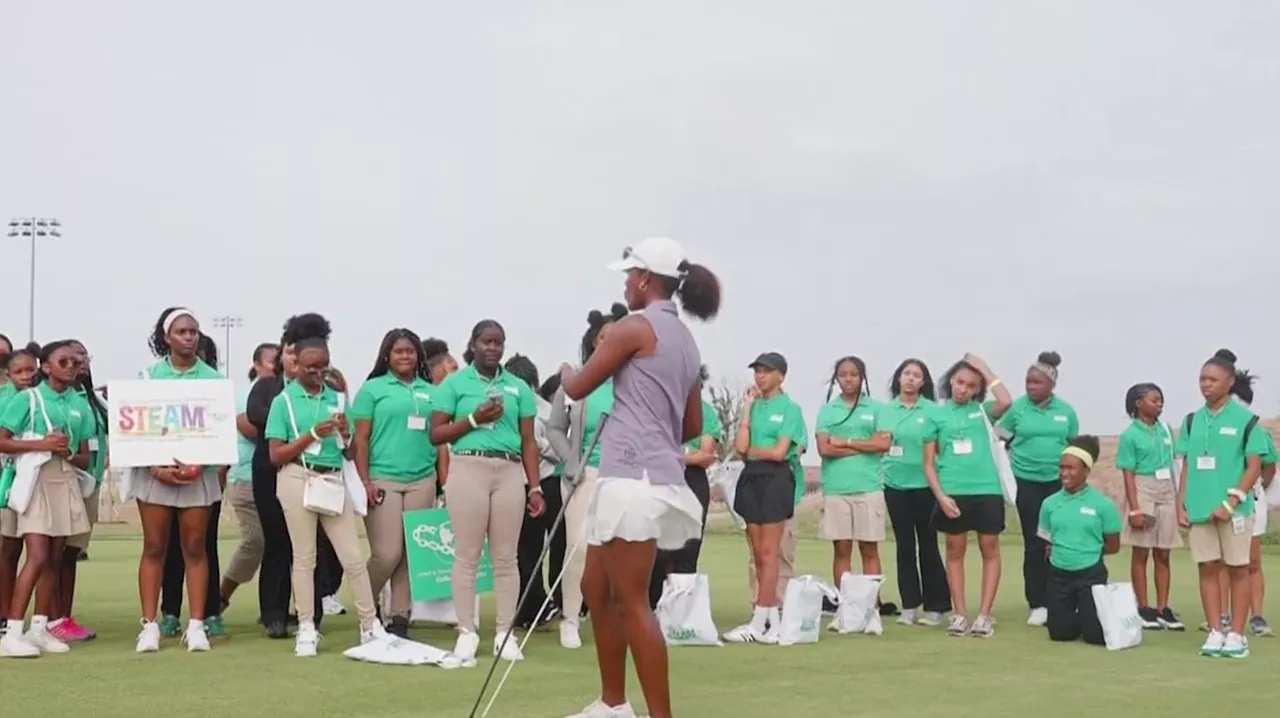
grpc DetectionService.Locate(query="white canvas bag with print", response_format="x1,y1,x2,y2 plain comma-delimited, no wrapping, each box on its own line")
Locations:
778,575,836,646
832,572,884,635
980,406,1017,506
1091,582,1143,651
283,392,346,517
656,573,722,647
5,390,56,515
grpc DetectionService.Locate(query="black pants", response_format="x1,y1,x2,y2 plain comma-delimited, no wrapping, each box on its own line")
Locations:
648,466,712,609
1016,478,1060,610
885,487,950,614
516,475,566,625
1046,563,1107,645
253,468,324,626
316,529,342,599
160,501,223,618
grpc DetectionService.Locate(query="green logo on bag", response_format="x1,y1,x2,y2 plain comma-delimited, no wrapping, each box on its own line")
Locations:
666,626,697,641
403,508,493,602
800,619,817,632
1121,614,1142,630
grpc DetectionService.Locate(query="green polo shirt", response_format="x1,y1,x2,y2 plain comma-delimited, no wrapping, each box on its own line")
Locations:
1115,419,1175,478
431,364,535,455
880,397,935,490
999,394,1079,482
924,400,1001,496
815,396,884,495
580,380,614,468
265,380,347,469
229,383,256,484
1038,485,1121,571
0,383,96,450
143,357,223,380
0,383,17,413
1175,401,1268,522
747,393,805,459
1262,430,1278,466
350,373,438,482
684,399,722,452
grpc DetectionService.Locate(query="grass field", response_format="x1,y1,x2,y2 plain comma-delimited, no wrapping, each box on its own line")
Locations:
4,530,1278,718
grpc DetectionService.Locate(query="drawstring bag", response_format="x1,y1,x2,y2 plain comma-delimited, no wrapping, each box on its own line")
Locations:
283,393,345,517
656,573,722,647
710,461,746,530
980,407,1017,506
1091,582,1143,651
778,575,836,646
831,573,884,635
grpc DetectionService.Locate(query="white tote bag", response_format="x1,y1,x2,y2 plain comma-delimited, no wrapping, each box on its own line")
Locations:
710,460,746,530
656,573,722,647
778,575,834,646
980,406,1017,506
1265,478,1280,512
832,572,884,635
1091,582,1143,651
6,390,56,515
283,393,346,517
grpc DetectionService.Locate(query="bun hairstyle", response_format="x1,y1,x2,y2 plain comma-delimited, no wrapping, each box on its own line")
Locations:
1067,435,1102,463
462,319,505,365
661,259,721,321
504,353,539,390
1037,351,1061,368
1204,348,1256,403
422,337,450,362
273,313,331,374
581,303,629,364
5,342,43,380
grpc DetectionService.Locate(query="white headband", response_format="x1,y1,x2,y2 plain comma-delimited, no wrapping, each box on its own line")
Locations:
163,308,198,335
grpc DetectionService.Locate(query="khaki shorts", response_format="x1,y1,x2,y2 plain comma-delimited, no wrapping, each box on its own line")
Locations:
66,488,100,552
1189,517,1253,567
818,491,887,543
0,508,16,539
1121,478,1182,550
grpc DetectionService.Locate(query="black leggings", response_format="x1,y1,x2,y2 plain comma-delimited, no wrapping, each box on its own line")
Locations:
648,466,711,609
884,487,950,614
1016,478,1061,610
253,467,324,626
516,475,567,624
161,501,222,619
1045,562,1107,645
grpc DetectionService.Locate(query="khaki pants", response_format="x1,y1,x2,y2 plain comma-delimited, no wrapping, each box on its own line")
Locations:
223,482,264,585
366,477,436,619
445,455,526,633
747,516,798,605
277,464,377,627
560,468,599,621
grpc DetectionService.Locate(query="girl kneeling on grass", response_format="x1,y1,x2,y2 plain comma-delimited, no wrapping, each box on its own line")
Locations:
922,354,1011,638
1039,436,1121,645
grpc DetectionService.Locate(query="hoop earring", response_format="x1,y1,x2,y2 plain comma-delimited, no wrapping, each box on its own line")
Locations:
638,281,649,291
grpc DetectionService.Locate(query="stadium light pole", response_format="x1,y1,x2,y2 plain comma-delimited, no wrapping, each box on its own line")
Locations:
6,217,61,341
212,315,243,371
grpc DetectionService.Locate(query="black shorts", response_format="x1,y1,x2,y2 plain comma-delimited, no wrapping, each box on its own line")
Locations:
734,460,795,525
934,494,1006,536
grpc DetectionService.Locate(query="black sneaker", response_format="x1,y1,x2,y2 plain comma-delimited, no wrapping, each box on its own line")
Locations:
879,601,900,617
387,616,410,639
1139,606,1162,630
265,620,289,639
1157,607,1186,631
822,596,840,616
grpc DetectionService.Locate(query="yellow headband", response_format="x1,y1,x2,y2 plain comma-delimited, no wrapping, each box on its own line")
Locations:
1062,446,1095,470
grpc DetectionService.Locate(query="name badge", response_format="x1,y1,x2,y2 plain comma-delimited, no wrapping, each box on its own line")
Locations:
1154,467,1172,481
414,392,431,401
1196,455,1216,470
1232,515,1246,535
1220,427,1238,436
1053,415,1068,423
1080,506,1097,516
88,438,100,451
952,438,974,456
305,441,322,456
407,415,427,431
504,386,520,396
888,445,904,458
769,414,784,423
860,413,875,422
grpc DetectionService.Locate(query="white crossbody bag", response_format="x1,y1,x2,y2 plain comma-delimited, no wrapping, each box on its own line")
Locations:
282,393,346,517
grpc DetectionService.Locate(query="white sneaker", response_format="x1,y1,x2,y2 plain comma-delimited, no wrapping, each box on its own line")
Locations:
864,614,884,636
136,621,161,653
722,623,776,644
295,623,321,658
564,699,637,718
1221,632,1249,659
361,621,389,645
897,608,918,626
1201,630,1226,657
560,620,582,649
0,630,40,658
322,595,347,616
918,611,943,627
454,630,480,667
1027,608,1049,627
24,627,70,654
182,623,211,652
494,630,525,661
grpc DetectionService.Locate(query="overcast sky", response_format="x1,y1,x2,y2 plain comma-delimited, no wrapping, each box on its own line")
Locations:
2,2,1277,445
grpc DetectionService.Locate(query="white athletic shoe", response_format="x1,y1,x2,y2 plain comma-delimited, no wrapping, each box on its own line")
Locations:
361,621,389,644
24,627,69,654
321,594,347,616
897,608,918,626
564,699,637,718
494,630,525,661
295,622,321,658
1221,632,1249,659
722,623,777,644
560,620,583,649
454,630,480,667
182,623,211,652
918,611,943,627
0,630,40,658
864,614,885,636
1027,608,1048,627
136,620,161,653
1201,630,1226,657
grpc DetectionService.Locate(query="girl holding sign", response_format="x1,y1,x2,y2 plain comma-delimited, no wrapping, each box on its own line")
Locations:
0,341,94,658
353,328,442,639
264,314,382,657
131,308,226,654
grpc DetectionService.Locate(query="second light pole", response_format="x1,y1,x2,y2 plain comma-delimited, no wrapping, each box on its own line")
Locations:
211,315,242,371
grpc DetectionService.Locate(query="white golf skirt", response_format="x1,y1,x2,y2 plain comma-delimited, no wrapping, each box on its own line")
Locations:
586,474,703,551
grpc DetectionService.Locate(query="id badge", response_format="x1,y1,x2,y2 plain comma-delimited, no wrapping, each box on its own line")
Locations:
952,438,974,456
1232,515,1246,535
1154,467,1172,481
407,415,427,431
1196,455,1216,471
888,445,905,458
87,438,100,452
305,440,322,456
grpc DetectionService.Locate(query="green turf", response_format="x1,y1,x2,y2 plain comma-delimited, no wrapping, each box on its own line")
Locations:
4,532,1277,718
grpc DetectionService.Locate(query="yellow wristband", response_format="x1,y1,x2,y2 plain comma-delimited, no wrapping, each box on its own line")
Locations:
1222,500,1235,514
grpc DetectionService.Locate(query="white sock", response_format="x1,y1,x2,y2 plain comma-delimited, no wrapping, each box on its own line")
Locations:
766,606,781,631
750,606,769,632
48,617,66,628
188,619,205,632
6,619,23,635
30,615,48,632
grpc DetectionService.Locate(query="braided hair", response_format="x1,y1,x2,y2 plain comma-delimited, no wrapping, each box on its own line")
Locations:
368,328,430,382
824,355,870,424
1123,383,1163,419
68,340,108,432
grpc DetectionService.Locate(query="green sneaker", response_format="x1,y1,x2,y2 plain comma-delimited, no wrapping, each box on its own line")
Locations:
204,615,227,639
159,614,181,638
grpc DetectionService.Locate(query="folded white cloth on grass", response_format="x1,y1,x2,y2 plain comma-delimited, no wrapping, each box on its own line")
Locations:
343,635,465,668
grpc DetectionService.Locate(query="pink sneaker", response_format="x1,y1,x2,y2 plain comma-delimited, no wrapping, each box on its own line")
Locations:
49,618,92,643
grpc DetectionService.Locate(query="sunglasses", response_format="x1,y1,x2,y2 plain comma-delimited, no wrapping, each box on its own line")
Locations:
56,357,85,369
298,364,332,376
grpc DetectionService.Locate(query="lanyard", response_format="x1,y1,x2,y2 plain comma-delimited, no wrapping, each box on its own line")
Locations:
396,379,424,416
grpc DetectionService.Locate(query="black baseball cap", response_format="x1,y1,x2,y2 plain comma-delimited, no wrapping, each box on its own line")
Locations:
748,352,788,375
